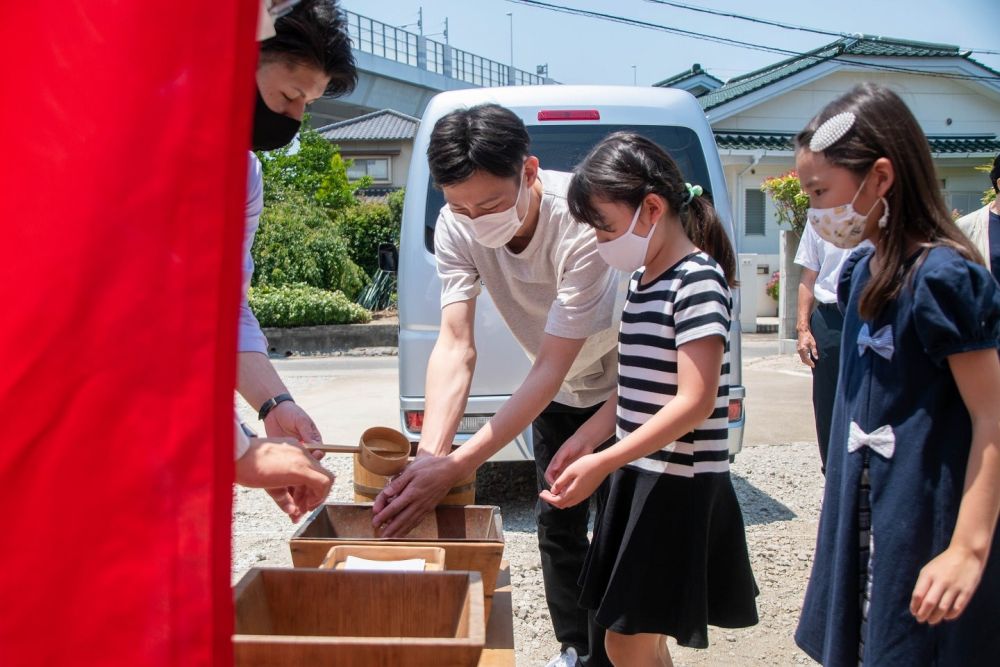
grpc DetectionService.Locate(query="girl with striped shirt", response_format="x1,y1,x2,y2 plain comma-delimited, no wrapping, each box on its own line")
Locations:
540,132,758,666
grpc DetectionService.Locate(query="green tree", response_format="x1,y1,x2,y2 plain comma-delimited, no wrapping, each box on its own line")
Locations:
257,116,371,210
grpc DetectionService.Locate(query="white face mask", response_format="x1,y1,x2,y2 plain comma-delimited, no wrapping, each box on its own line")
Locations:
807,173,888,249
449,173,527,248
596,205,652,272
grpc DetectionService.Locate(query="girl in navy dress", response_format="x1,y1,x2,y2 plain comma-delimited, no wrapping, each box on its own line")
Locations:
794,83,1000,666
540,132,758,666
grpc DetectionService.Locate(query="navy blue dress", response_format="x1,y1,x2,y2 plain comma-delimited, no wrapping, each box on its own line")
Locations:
795,246,1000,666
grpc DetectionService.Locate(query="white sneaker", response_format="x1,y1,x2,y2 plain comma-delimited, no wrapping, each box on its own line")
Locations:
544,647,579,667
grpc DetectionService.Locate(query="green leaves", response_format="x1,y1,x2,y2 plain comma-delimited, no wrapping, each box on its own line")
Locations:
251,189,366,299
248,284,371,327
335,199,400,278
257,116,371,210
249,117,403,325
761,172,809,235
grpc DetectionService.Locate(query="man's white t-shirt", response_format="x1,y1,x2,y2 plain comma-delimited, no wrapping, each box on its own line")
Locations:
433,169,623,408
794,222,871,304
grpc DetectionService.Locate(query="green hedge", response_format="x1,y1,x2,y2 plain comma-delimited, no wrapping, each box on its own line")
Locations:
335,189,403,279
249,284,371,327
252,189,367,299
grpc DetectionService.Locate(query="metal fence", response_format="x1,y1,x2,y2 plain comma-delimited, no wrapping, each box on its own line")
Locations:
344,9,552,87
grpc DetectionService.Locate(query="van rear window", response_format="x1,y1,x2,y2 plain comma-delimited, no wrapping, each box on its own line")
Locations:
423,124,711,253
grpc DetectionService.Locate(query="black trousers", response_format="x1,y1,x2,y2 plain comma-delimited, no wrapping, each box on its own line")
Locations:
810,302,844,472
533,401,612,667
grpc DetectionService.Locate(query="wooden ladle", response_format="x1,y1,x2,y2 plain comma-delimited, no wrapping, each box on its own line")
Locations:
311,426,410,476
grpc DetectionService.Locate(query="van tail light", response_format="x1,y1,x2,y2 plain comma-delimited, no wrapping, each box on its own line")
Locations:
404,410,424,433
537,109,600,121
728,398,743,423
404,411,492,435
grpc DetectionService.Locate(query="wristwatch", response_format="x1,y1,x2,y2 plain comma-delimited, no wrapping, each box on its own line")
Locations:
258,393,294,421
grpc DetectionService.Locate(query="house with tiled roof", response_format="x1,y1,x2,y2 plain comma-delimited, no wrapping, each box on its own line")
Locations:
653,63,723,98
316,109,420,194
658,35,1000,332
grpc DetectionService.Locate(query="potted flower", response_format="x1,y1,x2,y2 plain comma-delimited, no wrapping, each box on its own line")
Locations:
765,271,780,301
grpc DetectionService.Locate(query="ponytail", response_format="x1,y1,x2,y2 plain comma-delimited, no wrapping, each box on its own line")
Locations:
568,131,737,286
683,195,737,287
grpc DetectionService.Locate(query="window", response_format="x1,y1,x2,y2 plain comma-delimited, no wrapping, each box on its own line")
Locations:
423,124,713,253
347,157,391,182
745,189,766,236
944,191,984,216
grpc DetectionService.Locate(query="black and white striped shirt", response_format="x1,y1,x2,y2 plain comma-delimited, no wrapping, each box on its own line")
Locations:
617,251,731,477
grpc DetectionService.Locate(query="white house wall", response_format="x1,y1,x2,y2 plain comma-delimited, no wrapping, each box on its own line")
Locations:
723,161,793,255
717,69,1000,136
716,69,1000,257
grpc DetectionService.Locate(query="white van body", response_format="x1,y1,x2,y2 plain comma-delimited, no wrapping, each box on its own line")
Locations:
396,85,745,462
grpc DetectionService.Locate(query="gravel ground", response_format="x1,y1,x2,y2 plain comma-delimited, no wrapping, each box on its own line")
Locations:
233,352,825,666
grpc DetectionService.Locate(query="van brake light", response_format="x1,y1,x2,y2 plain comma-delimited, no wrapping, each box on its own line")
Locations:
537,109,600,121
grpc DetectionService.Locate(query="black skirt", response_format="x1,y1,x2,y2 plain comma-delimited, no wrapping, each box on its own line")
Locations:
578,465,759,648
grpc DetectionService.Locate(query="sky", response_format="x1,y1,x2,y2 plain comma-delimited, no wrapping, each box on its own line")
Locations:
340,0,1000,86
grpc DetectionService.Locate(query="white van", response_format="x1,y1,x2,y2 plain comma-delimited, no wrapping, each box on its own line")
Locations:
392,85,745,462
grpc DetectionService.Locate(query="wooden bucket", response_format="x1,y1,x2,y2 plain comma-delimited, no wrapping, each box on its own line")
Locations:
353,454,476,506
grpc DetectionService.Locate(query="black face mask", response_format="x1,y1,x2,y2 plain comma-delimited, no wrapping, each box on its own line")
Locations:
251,87,301,151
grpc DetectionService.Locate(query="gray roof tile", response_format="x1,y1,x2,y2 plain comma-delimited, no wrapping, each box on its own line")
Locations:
714,131,1000,154
317,109,420,141
699,36,1000,112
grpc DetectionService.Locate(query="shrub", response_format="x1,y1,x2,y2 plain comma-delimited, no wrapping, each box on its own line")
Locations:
248,284,371,327
761,172,809,235
336,195,402,278
252,190,367,299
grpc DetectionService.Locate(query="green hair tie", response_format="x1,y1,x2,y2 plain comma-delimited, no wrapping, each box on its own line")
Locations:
684,183,703,204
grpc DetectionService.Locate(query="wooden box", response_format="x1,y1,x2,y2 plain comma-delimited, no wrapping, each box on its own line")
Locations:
320,545,446,571
233,568,484,667
290,504,505,599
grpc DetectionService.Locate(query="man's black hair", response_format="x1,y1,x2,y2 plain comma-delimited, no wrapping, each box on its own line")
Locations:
427,103,530,187
260,0,357,97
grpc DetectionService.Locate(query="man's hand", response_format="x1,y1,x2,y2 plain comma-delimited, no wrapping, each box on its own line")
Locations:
539,452,609,510
796,327,818,369
371,454,464,537
263,401,324,460
235,437,334,523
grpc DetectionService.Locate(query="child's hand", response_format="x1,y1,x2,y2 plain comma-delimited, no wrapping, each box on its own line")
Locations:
539,453,609,509
910,545,985,625
544,436,597,486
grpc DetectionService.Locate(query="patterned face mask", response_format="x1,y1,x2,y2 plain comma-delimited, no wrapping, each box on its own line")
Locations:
806,173,888,249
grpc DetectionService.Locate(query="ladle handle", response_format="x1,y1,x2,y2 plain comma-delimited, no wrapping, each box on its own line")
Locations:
312,443,362,454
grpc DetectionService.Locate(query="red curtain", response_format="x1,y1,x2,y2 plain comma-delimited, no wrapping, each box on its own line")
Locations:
0,2,256,665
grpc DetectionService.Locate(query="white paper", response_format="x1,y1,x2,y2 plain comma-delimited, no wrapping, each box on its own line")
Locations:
342,555,426,572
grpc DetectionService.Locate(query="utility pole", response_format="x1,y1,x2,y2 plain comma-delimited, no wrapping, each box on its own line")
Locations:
506,13,514,69
632,64,637,86
418,6,423,35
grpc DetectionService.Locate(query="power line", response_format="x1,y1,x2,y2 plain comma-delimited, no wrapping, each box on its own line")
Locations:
505,0,1000,82
643,0,843,38
643,0,1000,58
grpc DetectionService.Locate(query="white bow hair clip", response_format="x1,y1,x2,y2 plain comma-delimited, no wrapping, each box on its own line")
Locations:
809,111,857,152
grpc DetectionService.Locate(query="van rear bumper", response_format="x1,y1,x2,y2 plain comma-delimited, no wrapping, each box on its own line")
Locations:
400,385,747,462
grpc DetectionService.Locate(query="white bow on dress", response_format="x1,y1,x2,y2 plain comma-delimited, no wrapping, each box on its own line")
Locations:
847,421,895,460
